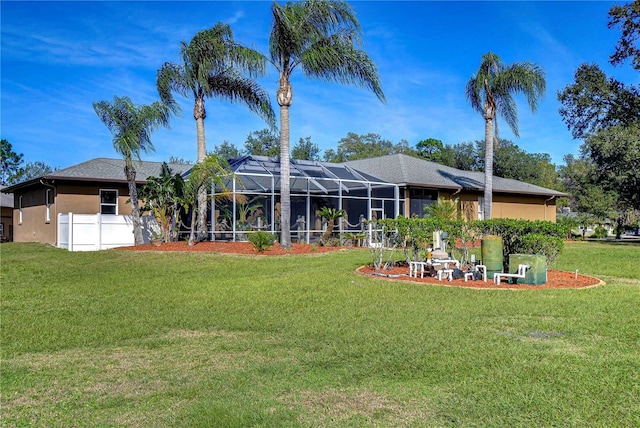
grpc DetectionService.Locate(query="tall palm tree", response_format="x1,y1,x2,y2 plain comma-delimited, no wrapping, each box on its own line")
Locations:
157,23,275,241
93,95,171,245
268,0,385,248
466,52,545,219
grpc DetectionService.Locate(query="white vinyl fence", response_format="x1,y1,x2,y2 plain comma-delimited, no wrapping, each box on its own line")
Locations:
57,213,157,251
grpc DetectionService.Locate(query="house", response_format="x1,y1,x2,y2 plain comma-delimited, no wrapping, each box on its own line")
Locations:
1,186,14,242
344,154,566,222
3,158,192,245
5,154,567,247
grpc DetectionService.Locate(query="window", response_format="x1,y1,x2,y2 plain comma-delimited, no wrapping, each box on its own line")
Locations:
100,190,118,214
0,223,4,237
409,188,438,218
19,196,23,224
45,189,52,222
478,196,485,220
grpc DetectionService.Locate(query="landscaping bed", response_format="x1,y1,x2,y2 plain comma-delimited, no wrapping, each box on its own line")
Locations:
358,263,603,289
118,240,346,255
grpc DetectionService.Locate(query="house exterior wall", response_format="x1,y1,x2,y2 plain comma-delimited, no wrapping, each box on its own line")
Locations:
401,186,557,222
492,194,557,222
1,206,14,241
13,187,55,244
13,182,133,244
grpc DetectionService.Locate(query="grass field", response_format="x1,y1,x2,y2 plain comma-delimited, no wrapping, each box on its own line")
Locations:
1,241,639,427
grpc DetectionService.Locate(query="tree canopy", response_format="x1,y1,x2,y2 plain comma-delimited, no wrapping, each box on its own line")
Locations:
1,139,55,186
1,139,24,186
243,128,280,157
608,0,640,70
323,132,414,163
292,137,321,161
557,63,640,139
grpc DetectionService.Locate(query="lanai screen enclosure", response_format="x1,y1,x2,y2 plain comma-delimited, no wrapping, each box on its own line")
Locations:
209,156,400,243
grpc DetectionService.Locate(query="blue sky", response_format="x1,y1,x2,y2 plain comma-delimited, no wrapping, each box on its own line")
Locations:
2,1,638,170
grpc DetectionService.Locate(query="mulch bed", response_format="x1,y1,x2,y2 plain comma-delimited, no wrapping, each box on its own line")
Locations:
357,264,604,290
118,241,603,289
117,240,345,255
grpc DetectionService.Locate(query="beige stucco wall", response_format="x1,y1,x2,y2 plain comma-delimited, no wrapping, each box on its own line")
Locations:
492,194,557,222
13,187,56,244
402,187,557,222
13,182,134,244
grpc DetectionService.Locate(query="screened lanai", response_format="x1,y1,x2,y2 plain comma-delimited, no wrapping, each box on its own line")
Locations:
209,155,400,243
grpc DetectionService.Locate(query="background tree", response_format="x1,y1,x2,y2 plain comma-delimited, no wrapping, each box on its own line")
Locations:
1,139,24,185
437,142,480,171
608,0,640,70
268,0,385,248
93,95,171,245
212,141,241,160
157,23,275,241
323,133,410,162
14,161,55,183
585,123,640,211
416,138,445,162
168,156,192,165
292,136,321,161
466,52,546,219
557,63,640,139
243,128,280,157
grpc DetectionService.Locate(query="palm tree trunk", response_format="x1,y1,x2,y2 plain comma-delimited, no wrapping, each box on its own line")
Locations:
195,97,208,241
279,103,292,248
188,204,198,246
125,166,144,245
483,115,494,220
278,76,293,248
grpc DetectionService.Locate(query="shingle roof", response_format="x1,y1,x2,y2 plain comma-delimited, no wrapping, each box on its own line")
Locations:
344,153,567,197
0,186,14,208
48,158,193,181
4,158,193,191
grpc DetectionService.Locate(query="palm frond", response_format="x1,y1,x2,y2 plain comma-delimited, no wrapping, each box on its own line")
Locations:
156,62,189,115
207,72,277,129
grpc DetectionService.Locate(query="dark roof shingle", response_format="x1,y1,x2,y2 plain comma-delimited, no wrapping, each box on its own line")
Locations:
344,154,567,197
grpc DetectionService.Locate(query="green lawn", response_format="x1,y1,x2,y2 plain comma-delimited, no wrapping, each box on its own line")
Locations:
1,241,639,427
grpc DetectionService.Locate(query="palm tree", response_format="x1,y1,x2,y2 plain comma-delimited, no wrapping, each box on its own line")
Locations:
465,52,545,219
268,0,385,248
157,22,275,241
93,95,170,245
317,206,345,245
179,154,230,246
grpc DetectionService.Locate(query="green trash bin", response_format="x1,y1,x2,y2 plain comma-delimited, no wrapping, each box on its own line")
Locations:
481,236,503,279
508,254,547,285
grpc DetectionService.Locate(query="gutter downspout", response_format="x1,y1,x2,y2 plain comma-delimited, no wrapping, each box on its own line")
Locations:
544,195,556,221
40,179,57,245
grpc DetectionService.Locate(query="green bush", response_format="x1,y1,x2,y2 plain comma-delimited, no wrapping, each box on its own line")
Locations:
593,226,608,239
376,217,568,270
248,231,276,252
516,233,564,267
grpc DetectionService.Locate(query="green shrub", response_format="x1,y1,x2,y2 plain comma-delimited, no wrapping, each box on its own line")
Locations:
248,231,276,252
516,233,564,267
593,226,608,239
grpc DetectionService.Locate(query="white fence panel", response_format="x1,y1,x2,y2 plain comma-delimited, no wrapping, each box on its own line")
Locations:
71,214,100,251
58,213,70,250
57,213,155,251
100,214,135,249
